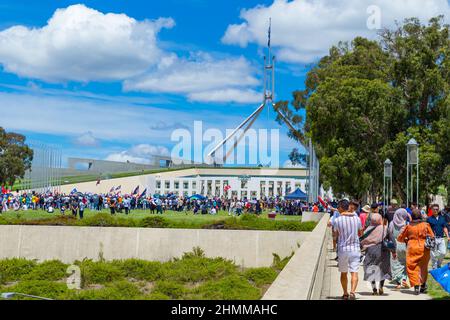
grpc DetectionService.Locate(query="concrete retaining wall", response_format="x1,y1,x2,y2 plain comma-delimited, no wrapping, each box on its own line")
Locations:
262,214,330,300
0,225,308,268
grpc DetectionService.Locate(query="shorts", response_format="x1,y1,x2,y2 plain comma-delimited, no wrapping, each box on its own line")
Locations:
338,251,360,273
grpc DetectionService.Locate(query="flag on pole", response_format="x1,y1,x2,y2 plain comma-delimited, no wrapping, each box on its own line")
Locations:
115,185,121,191
224,185,231,192
96,179,101,186
109,186,115,193
132,186,140,195
139,188,147,199
70,188,77,195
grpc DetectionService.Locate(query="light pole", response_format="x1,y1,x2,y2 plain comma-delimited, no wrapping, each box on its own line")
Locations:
384,159,393,215
1,292,53,300
406,138,419,207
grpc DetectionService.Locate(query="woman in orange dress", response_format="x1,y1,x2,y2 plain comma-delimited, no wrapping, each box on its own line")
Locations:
397,209,434,295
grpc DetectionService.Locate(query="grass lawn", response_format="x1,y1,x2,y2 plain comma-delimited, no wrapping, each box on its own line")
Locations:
0,209,317,232
0,248,292,300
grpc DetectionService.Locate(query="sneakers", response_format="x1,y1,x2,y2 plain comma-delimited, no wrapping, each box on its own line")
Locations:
414,286,420,295
420,284,428,293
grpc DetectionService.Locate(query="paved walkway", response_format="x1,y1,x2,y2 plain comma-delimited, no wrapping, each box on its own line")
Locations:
321,231,431,300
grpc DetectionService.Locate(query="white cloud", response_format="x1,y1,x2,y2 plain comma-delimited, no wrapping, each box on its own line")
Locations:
105,144,170,164
0,4,174,82
73,131,100,147
222,0,450,63
124,52,261,103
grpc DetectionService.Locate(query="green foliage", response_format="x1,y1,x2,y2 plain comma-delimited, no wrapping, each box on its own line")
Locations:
76,259,125,286
6,280,69,299
69,281,142,300
0,127,34,187
164,256,238,283
278,17,450,202
0,247,292,300
0,258,37,284
0,210,317,232
271,252,294,272
138,216,170,228
152,281,186,299
243,267,278,286
22,260,68,281
112,259,163,281
80,213,120,227
192,275,261,300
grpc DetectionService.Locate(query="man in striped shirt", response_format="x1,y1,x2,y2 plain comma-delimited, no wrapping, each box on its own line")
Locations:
334,199,363,300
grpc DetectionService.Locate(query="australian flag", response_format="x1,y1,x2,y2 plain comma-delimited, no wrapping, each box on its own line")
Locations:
70,188,77,195
132,186,140,195
115,185,121,191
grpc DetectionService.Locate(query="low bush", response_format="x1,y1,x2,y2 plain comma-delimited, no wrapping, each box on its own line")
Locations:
192,275,261,300
138,216,171,228
80,213,119,227
76,259,125,286
22,260,69,281
0,258,37,284
69,281,142,300
243,267,278,286
152,280,186,299
271,252,294,271
113,259,163,281
6,280,70,299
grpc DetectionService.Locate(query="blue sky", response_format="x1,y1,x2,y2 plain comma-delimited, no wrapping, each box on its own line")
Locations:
0,0,448,167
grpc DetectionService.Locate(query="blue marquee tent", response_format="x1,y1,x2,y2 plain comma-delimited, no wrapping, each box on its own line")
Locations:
190,194,206,200
285,188,308,200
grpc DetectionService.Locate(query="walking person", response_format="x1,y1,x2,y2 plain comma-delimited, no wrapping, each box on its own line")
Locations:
397,209,434,295
333,199,363,300
388,208,410,289
360,213,393,295
78,198,85,219
427,204,449,269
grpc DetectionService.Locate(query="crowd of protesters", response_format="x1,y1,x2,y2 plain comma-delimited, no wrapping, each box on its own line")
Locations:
0,190,322,219
328,199,450,299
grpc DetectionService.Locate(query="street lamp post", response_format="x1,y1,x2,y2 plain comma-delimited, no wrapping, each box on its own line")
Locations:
406,138,419,207
384,159,393,215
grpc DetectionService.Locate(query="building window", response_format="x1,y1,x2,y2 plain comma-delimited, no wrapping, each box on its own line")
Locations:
174,181,179,189
183,182,189,189
192,182,197,189
156,181,161,189
165,181,170,189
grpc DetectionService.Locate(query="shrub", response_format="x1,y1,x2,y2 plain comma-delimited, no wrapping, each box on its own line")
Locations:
243,267,278,286
6,280,70,299
152,280,186,299
113,259,163,281
192,275,260,300
138,216,170,228
22,260,69,281
164,256,237,283
77,259,125,286
70,281,142,300
271,252,294,271
0,258,37,284
80,213,118,227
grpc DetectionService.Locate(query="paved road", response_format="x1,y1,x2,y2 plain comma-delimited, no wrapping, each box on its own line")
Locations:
321,230,431,300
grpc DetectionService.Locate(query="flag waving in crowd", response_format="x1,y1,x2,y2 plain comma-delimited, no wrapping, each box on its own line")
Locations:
132,186,139,195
